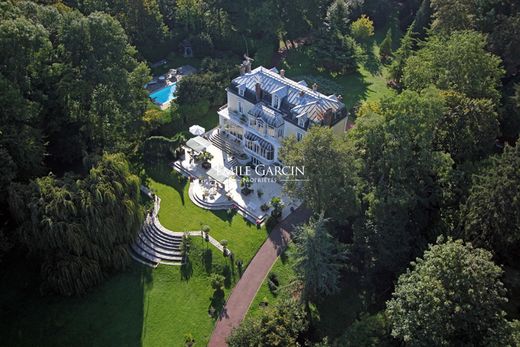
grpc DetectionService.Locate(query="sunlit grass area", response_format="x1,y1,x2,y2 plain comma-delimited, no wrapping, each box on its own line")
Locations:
0,238,234,347
145,164,268,265
0,165,268,347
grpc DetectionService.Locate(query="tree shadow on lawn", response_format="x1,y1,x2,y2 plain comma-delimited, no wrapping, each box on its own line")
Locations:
210,208,255,228
145,162,187,205
361,41,383,75
202,248,213,274
211,209,234,225
0,258,151,347
208,288,226,319
335,71,372,108
181,258,193,280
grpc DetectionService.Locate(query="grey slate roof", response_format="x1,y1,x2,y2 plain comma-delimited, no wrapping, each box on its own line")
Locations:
232,67,344,123
248,104,285,127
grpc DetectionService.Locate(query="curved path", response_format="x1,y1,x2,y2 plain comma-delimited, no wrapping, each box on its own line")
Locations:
208,206,311,346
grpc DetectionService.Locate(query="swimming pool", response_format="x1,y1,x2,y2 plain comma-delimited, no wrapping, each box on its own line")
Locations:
149,83,177,105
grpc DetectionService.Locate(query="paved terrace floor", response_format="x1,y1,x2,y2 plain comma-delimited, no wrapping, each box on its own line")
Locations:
176,144,300,220
208,206,312,346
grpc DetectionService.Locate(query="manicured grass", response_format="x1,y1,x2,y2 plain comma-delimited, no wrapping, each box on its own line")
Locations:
145,164,268,264
0,164,267,347
247,244,297,319
280,27,399,111
0,238,234,347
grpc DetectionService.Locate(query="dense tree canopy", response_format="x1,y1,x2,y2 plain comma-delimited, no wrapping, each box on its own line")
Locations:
293,215,346,303
227,299,308,347
387,237,515,346
8,154,142,295
350,89,453,288
403,30,504,102
461,144,520,263
433,91,499,163
279,127,359,224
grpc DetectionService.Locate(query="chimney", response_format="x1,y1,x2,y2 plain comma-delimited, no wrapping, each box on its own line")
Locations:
245,60,251,73
239,64,245,76
255,83,262,102
312,83,318,92
324,109,333,126
280,69,285,78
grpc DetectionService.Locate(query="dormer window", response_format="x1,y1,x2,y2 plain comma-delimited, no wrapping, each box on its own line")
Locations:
273,94,280,109
238,84,246,97
298,117,305,127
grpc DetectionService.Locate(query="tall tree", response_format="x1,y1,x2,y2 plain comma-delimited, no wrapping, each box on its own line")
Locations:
293,215,346,303
403,30,504,103
433,91,499,163
379,28,392,61
326,0,352,35
387,237,515,346
350,89,453,291
8,154,142,295
279,127,359,224
388,23,415,84
460,144,520,263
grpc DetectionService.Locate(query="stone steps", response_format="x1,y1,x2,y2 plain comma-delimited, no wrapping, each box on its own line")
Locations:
133,239,183,262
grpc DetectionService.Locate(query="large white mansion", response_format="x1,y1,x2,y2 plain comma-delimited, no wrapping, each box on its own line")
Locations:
217,65,348,165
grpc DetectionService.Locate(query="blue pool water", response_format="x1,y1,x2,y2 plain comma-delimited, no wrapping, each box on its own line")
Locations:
150,83,177,105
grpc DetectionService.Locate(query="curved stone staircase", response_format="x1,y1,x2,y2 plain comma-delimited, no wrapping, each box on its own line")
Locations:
130,192,229,268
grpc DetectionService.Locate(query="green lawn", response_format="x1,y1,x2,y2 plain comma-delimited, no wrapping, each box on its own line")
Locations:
246,245,366,342
145,164,268,264
0,166,268,347
0,238,236,347
247,244,297,319
280,27,399,111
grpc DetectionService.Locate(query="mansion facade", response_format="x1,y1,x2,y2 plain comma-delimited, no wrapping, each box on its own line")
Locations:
217,65,348,165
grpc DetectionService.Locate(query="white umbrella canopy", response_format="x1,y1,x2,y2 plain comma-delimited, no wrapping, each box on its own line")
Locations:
189,125,205,136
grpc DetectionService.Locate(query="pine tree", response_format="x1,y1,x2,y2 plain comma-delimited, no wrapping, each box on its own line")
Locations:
388,24,415,84
379,28,393,62
293,214,346,303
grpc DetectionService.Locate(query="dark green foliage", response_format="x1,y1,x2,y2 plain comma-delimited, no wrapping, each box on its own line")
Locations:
279,127,359,224
8,154,142,295
142,135,184,163
325,0,351,35
335,312,394,347
433,91,499,163
379,28,392,61
293,215,346,303
227,299,309,347
66,0,170,58
403,30,504,102
388,24,415,84
0,1,151,169
312,29,360,74
176,58,236,108
350,89,453,290
387,237,515,346
461,144,520,263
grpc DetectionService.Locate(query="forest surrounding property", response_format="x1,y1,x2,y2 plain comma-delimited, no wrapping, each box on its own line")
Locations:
1,0,520,345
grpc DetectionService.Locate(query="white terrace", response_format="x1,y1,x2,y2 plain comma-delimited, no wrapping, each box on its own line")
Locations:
172,130,300,224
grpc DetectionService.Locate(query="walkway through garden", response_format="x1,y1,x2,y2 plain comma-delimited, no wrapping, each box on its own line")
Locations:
208,206,312,346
